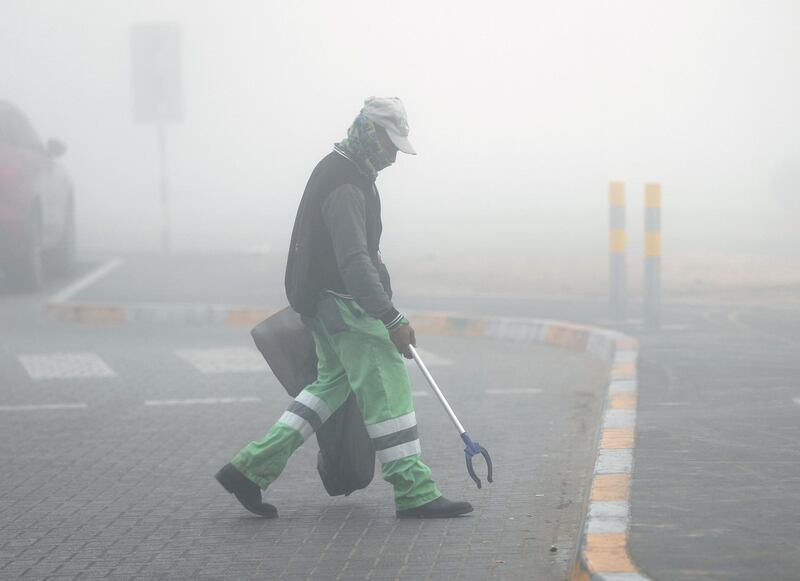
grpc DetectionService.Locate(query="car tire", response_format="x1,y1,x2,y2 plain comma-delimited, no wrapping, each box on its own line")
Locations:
45,204,75,278
7,209,44,292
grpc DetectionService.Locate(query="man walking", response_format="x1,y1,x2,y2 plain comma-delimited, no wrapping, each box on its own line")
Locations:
215,97,473,519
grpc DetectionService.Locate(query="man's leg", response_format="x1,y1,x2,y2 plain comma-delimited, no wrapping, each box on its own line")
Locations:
218,318,352,513
322,297,467,514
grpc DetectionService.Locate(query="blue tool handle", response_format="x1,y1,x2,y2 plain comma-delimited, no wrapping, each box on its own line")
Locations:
461,432,494,489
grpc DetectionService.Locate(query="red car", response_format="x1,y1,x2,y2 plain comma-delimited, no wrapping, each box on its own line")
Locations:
0,101,75,291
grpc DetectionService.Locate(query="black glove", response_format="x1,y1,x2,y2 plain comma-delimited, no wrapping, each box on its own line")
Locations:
389,322,416,359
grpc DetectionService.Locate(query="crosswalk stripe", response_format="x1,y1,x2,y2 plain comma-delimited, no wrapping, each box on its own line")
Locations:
144,397,261,406
9,346,453,383
0,403,89,411
17,353,116,380
175,347,266,374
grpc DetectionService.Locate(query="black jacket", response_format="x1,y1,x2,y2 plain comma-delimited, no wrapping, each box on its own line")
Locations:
285,150,400,326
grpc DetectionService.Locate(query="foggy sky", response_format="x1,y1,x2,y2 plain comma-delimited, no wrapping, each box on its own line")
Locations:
2,0,799,269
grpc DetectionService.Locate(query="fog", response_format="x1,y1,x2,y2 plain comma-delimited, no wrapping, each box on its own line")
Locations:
3,0,799,294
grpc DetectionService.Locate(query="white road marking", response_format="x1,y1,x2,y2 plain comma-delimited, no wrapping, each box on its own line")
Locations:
595,449,633,474
49,258,124,303
18,353,116,380
596,318,689,331
411,390,430,397
609,379,637,393
793,397,800,406
485,388,543,395
175,347,266,373
405,349,453,367
586,500,630,533
144,397,261,406
614,350,638,363
0,403,88,411
603,409,636,428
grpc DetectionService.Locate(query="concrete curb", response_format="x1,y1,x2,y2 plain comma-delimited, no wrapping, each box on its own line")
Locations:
45,300,648,579
46,301,278,326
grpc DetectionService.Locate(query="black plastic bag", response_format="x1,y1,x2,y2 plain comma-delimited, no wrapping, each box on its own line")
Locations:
315,396,375,496
251,307,375,496
251,307,316,397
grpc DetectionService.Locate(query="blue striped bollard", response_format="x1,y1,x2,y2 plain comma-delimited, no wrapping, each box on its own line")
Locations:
644,183,662,330
609,181,626,321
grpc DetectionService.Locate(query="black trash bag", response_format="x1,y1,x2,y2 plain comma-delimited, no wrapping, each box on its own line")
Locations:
315,396,375,496
251,307,375,496
251,307,316,397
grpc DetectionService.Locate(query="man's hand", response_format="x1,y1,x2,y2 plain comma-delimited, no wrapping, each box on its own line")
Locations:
389,323,416,359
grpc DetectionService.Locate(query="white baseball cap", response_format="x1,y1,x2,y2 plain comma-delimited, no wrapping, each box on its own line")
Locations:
361,96,417,155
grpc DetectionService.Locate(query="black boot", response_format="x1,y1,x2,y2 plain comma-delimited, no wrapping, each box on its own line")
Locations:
396,496,473,519
215,463,278,518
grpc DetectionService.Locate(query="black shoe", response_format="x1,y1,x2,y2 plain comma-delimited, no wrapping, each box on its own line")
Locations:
396,496,473,519
214,463,278,518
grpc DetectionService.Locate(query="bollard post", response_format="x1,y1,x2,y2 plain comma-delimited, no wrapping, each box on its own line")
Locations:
644,183,662,329
608,181,626,321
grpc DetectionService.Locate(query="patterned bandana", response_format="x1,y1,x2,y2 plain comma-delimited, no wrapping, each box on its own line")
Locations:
334,113,393,179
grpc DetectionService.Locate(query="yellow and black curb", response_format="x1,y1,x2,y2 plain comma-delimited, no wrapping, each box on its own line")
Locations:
47,300,647,579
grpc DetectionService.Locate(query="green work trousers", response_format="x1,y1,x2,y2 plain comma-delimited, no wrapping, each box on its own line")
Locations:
232,295,441,510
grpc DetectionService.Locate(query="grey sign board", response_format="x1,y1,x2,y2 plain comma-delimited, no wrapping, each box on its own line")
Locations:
130,23,183,124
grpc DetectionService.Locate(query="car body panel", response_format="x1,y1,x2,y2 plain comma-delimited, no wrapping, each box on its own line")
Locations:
0,101,73,266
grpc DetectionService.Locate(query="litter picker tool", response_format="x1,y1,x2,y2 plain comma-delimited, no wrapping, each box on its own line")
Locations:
409,345,493,489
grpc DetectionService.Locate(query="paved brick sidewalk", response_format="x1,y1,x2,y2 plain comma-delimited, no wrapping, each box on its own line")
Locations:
0,327,608,581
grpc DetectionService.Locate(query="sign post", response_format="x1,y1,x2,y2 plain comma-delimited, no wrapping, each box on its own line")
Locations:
608,181,627,321
644,183,662,330
130,23,183,252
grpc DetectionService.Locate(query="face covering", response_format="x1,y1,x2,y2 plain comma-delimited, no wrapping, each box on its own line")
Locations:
335,113,393,179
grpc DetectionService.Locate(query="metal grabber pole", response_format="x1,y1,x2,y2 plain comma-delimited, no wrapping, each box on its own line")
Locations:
408,345,493,489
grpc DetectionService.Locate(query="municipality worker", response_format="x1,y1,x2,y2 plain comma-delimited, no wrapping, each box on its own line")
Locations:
215,97,473,519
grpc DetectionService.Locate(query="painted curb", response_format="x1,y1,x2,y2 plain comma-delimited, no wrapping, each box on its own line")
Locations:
46,301,277,326
46,300,648,578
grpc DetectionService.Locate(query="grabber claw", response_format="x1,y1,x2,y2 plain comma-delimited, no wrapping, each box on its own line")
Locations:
461,432,494,489
409,345,494,488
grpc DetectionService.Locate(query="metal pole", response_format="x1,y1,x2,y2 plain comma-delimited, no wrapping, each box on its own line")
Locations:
644,182,662,330
157,120,170,252
608,181,626,321
409,345,465,435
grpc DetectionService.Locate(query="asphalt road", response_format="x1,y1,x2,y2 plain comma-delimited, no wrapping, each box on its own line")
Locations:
630,303,800,581
0,260,609,581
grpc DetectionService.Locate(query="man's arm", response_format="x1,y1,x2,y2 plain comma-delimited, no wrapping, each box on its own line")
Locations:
322,184,402,328
322,184,415,356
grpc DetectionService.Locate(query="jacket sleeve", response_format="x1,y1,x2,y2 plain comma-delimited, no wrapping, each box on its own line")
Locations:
321,184,404,329
378,258,393,300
